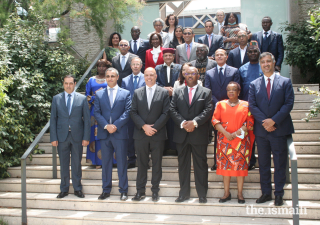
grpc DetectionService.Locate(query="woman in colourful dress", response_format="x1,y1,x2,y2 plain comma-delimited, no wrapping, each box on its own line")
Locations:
145,33,164,69
102,32,121,67
86,59,116,168
220,12,251,52
211,81,255,204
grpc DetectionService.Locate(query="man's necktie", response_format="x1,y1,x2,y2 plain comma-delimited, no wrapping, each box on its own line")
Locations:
109,88,114,107
219,67,223,84
133,40,137,54
133,76,138,90
121,55,126,70
262,31,269,52
189,87,193,105
147,87,152,109
67,94,71,115
187,44,191,60
208,35,211,48
267,78,271,100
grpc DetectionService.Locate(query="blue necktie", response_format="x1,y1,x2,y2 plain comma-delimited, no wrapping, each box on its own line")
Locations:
133,76,138,90
219,68,223,84
121,56,126,70
133,40,137,54
66,94,71,115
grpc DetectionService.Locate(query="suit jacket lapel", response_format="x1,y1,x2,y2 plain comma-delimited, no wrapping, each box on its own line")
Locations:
183,86,189,106
170,65,178,86
190,43,197,59
70,93,77,115
258,31,263,50
269,74,279,102
141,87,148,111
190,86,202,107
214,67,222,87
220,66,228,86
112,88,121,109
149,86,160,112
104,89,111,109
269,31,275,46
204,35,209,46
236,48,242,66
260,77,268,102
123,54,131,71
138,74,145,88
61,92,69,114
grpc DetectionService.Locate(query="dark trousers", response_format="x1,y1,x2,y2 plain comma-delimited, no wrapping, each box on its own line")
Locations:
127,119,137,164
135,137,164,193
165,118,176,151
57,131,83,192
256,135,288,197
176,142,208,198
100,137,128,193
250,140,256,166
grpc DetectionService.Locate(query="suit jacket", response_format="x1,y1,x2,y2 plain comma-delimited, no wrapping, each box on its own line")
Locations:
130,85,170,141
155,63,182,87
248,74,294,137
94,87,131,140
204,65,240,110
129,39,150,72
190,58,217,72
226,46,249,69
213,23,221,35
197,34,224,57
50,92,90,143
121,73,146,99
176,42,199,65
145,47,164,69
169,85,212,147
251,31,284,67
112,53,138,86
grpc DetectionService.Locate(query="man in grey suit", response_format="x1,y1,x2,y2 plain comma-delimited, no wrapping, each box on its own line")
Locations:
50,75,90,199
176,27,199,65
130,67,170,202
112,39,138,86
190,44,217,86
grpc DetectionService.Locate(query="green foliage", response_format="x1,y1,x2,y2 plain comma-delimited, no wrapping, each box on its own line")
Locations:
308,7,320,65
0,7,89,178
281,19,320,83
0,217,8,225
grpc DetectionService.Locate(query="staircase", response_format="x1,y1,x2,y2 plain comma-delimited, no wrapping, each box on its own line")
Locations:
0,84,320,225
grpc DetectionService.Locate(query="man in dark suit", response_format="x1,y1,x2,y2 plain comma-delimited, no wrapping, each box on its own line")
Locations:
94,68,131,201
226,30,249,69
112,40,138,86
129,26,150,72
170,66,212,204
130,67,170,202
190,44,217,86
198,19,223,58
155,48,181,156
249,52,294,206
205,49,240,171
50,75,90,199
121,57,146,169
251,16,284,72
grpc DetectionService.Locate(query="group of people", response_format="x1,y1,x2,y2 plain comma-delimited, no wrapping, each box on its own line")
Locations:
50,12,293,208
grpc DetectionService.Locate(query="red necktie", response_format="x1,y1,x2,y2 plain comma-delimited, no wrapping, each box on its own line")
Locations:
189,87,193,105
267,78,271,100
187,44,191,60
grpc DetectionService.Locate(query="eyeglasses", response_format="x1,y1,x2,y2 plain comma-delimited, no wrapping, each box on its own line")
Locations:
183,32,192,35
131,64,141,66
248,50,259,54
119,44,128,47
237,35,247,38
106,75,117,78
185,73,198,76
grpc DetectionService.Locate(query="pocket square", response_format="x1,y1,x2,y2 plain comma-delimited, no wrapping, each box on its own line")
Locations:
198,99,204,101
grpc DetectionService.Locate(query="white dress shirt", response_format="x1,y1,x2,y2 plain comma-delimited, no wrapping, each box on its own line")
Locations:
131,38,141,51
263,30,271,37
217,64,227,75
64,91,75,114
146,84,157,106
151,46,161,64
107,84,118,103
239,45,247,64
164,62,174,84
120,53,129,66
264,73,275,94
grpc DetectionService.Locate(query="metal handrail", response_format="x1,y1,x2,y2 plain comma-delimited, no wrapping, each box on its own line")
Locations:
286,135,299,225
21,49,104,225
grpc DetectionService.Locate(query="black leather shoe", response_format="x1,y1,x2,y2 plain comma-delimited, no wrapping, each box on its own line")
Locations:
175,196,190,203
219,193,231,203
211,164,217,171
98,192,110,200
199,197,207,203
74,190,85,198
56,192,68,198
274,196,284,206
120,193,128,201
248,165,255,170
237,195,245,204
127,163,136,169
256,194,272,203
132,192,146,201
152,192,159,202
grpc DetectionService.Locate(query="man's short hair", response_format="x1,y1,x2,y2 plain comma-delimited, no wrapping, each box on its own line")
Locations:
119,39,129,46
215,48,227,56
183,27,194,34
106,67,119,76
153,18,165,27
216,9,225,15
130,57,143,65
198,44,209,53
262,16,272,23
259,52,276,63
204,19,214,27
188,66,199,74
63,74,76,83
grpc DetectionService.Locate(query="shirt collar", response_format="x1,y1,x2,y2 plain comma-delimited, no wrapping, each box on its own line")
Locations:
164,62,174,67
217,64,227,71
264,73,275,82
146,83,157,90
121,52,129,58
188,84,198,90
152,45,161,53
206,33,214,37
239,45,247,51
64,91,75,97
107,84,118,90
218,21,224,26
263,30,271,36
132,72,142,78
133,38,140,43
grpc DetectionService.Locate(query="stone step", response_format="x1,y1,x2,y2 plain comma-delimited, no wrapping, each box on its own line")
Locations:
290,110,320,120
294,92,318,101
2,208,320,225
26,153,320,168
0,192,318,220
292,84,319,91
1,178,318,200
292,130,320,141
293,101,317,110
7,166,320,183
292,120,320,129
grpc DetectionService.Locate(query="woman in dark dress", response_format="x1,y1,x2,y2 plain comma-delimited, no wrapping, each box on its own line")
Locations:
169,25,185,49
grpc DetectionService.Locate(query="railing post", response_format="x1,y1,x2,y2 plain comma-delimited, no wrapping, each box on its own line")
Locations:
52,146,57,179
21,158,27,225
